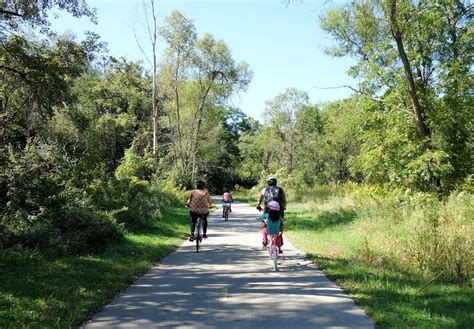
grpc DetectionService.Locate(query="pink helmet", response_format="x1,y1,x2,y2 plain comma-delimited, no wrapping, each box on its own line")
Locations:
267,200,280,211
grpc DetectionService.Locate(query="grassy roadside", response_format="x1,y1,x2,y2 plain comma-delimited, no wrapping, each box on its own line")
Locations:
284,201,473,328
235,188,473,328
233,188,258,205
0,206,189,328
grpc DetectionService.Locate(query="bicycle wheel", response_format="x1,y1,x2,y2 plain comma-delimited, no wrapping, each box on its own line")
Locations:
267,236,274,259
195,222,201,253
271,245,278,271
224,208,229,221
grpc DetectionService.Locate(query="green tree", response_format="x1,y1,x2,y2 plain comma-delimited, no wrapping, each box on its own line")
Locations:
317,98,361,183
0,0,95,39
236,117,264,185
159,10,198,178
197,107,253,192
1,35,90,146
158,10,252,186
263,88,309,175
69,59,150,181
321,0,473,192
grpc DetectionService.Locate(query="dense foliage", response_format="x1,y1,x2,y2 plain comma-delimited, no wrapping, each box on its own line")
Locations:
0,0,471,285
0,3,250,253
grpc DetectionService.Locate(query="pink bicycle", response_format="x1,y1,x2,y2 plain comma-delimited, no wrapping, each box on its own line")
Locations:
267,233,280,271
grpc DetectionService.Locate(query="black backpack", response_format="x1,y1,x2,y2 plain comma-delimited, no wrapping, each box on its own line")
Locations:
263,186,285,208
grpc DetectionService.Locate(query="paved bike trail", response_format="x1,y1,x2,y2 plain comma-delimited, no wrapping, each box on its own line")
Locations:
84,198,373,328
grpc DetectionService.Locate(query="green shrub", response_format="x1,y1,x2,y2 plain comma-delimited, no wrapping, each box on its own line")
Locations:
0,207,123,255
0,140,100,253
87,177,161,228
115,149,156,181
153,178,187,207
86,150,186,228
0,141,71,228
46,208,123,254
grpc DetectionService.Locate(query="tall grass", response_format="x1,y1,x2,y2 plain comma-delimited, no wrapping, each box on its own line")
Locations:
280,184,473,327
284,184,473,283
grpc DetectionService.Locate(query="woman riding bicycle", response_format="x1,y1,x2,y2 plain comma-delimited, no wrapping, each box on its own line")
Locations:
187,180,213,241
259,200,284,253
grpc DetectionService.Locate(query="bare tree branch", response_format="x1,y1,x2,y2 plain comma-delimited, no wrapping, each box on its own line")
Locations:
130,22,152,66
312,84,415,118
0,9,23,18
0,65,30,82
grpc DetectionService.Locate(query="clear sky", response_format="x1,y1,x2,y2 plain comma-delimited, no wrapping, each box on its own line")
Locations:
51,0,356,120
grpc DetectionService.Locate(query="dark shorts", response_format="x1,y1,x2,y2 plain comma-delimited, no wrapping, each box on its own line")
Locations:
189,211,209,221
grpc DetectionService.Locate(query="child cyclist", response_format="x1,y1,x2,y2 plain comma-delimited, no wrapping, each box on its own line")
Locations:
259,200,284,253
221,188,234,218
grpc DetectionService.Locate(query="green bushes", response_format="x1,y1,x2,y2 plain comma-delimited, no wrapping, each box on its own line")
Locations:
87,177,161,228
42,208,123,254
284,184,473,327
1,170,184,255
0,139,185,255
86,150,187,229
0,140,81,251
0,206,122,255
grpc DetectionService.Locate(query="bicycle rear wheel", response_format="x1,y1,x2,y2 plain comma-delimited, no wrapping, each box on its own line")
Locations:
271,246,278,271
224,208,229,221
195,222,201,253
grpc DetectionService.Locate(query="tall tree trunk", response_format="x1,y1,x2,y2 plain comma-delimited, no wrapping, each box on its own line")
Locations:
150,0,158,155
191,83,212,181
389,0,430,138
173,52,185,171
166,112,178,163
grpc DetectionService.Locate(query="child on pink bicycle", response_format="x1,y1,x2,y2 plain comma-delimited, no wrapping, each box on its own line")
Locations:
222,188,234,218
259,200,284,253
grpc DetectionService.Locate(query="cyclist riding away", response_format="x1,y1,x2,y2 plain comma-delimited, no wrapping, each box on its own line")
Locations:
256,176,287,218
256,176,287,249
187,180,213,241
222,188,234,218
259,200,284,253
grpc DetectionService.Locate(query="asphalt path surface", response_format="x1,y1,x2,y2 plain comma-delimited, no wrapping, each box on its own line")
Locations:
84,197,373,328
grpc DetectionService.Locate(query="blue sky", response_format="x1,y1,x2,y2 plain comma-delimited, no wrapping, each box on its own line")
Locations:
52,0,356,120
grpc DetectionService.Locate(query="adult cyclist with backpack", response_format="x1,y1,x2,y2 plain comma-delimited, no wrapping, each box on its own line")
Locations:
256,176,287,217
256,176,287,250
